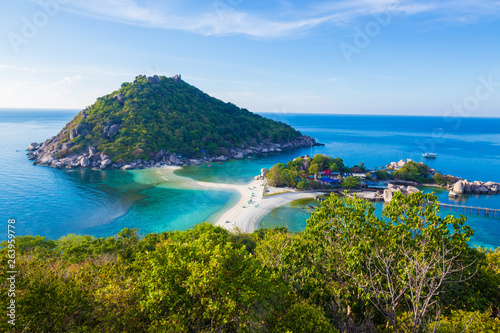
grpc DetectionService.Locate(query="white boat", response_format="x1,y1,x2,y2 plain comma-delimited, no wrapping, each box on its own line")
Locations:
422,153,437,158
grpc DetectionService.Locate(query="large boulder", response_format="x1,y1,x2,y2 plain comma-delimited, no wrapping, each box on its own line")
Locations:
108,124,120,138
233,153,244,159
448,191,458,198
189,159,201,165
261,168,269,178
38,153,55,165
407,186,420,194
478,186,489,194
452,181,464,194
147,75,160,84
61,142,75,151
69,128,77,140
75,124,86,135
397,159,406,167
80,157,90,167
383,189,393,203
101,159,112,167
121,165,135,170
27,142,39,151
172,74,182,83
169,154,181,164
113,94,126,104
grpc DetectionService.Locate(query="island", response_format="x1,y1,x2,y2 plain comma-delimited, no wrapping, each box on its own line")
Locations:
26,74,320,169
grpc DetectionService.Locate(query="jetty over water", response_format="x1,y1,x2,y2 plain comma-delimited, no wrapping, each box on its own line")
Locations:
439,203,500,218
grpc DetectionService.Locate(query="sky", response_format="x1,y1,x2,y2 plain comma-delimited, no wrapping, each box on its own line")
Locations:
0,0,499,116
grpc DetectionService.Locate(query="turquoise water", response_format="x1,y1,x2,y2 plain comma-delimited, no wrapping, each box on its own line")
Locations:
1,110,499,248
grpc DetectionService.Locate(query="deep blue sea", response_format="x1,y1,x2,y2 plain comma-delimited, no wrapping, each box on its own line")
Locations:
1,109,499,248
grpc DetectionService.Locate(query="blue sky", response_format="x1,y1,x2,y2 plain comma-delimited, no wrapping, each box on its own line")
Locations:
1,0,499,116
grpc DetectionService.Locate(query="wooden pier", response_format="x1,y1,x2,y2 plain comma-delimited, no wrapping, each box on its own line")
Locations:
439,203,500,218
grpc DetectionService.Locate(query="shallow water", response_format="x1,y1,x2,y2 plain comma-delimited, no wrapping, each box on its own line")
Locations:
1,110,499,247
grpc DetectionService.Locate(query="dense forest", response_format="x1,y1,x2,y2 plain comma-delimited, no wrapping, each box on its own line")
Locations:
54,75,304,161
2,192,499,332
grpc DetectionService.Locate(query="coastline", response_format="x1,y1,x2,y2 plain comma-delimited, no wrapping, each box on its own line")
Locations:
131,166,325,233
196,178,325,233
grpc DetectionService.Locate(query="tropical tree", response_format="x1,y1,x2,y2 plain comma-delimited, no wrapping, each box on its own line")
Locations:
305,191,476,333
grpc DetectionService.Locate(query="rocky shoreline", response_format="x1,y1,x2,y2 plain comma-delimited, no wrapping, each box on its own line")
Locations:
385,158,499,197
26,135,321,170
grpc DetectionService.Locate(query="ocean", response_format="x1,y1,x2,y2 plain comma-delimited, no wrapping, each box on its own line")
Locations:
1,109,499,248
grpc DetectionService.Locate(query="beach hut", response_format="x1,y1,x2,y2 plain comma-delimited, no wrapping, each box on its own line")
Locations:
350,166,363,173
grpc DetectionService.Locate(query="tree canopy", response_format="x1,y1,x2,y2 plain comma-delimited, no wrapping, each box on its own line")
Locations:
1,196,499,332
58,75,303,161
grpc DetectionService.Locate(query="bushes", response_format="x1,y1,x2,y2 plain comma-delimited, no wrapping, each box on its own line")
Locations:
1,215,498,332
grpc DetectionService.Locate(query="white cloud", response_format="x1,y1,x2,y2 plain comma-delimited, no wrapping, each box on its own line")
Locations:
0,64,32,71
40,75,85,94
59,0,500,38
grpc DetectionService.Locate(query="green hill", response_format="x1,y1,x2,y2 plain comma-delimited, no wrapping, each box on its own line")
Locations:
27,75,318,168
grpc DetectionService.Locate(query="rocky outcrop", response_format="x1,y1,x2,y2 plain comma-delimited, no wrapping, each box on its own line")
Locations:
27,142,40,151
452,181,464,194
254,168,270,181
448,179,499,197
147,75,160,84
383,183,422,202
108,124,120,138
113,94,126,104
172,74,182,83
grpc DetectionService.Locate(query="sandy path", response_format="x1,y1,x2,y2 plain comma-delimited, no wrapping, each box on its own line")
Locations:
197,179,325,233
136,167,325,233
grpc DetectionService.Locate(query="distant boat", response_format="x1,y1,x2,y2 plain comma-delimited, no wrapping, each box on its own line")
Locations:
422,153,437,158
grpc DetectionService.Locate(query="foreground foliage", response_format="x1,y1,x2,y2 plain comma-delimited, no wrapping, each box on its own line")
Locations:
1,194,499,332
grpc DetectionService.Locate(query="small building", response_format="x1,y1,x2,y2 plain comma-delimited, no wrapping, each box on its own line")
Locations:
352,173,367,179
350,166,363,173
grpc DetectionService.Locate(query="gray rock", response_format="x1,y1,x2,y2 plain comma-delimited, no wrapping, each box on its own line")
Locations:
108,124,120,138
261,168,269,177
233,153,244,159
214,155,227,161
103,125,110,138
80,157,90,167
189,159,201,165
69,128,77,140
75,124,86,135
448,191,458,197
113,94,126,104
61,142,75,151
383,189,393,203
452,181,464,194
100,154,110,161
101,159,112,167
147,75,160,84
169,154,180,164
121,165,135,170
38,154,55,165
407,186,420,194
172,74,181,83
88,147,96,155
478,186,489,194
27,142,39,151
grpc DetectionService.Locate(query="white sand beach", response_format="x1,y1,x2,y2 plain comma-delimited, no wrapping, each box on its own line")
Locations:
197,178,325,233
133,167,325,233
